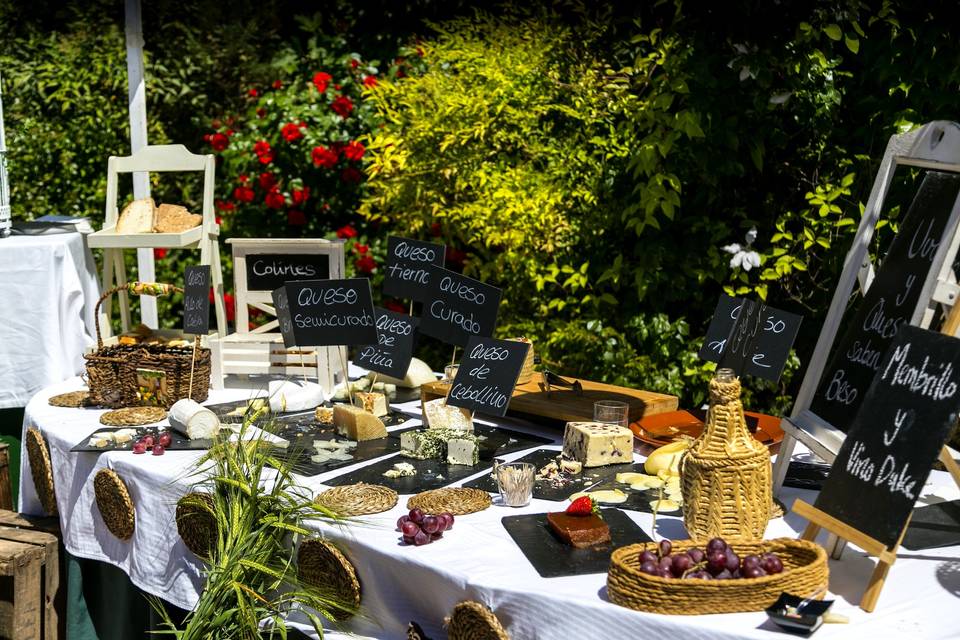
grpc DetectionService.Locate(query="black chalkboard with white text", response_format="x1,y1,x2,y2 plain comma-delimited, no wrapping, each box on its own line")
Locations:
384,236,446,301
814,325,960,547
419,267,502,347
809,171,960,432
447,337,530,417
285,278,377,346
270,286,296,348
354,308,419,379
245,253,331,291
698,295,802,382
182,265,210,335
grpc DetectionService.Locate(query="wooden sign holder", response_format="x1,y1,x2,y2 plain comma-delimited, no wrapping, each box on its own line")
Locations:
208,238,345,390
772,121,960,496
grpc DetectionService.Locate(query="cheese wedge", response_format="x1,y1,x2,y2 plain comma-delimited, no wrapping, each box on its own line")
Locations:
333,404,386,441
354,391,388,417
562,422,633,467
422,398,473,431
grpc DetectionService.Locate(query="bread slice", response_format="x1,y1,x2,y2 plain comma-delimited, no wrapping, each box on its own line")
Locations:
116,198,157,234
155,203,202,233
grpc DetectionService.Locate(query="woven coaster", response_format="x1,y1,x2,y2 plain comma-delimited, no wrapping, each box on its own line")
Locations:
176,493,217,559
297,539,360,620
315,483,398,516
94,468,135,540
48,390,93,408
25,428,58,516
445,601,510,640
407,488,491,516
100,406,167,427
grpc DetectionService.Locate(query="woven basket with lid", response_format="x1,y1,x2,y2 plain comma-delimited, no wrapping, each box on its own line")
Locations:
680,369,771,541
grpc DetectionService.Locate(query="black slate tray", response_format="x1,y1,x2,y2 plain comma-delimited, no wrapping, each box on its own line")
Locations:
463,448,635,501
270,407,415,439
205,399,272,424
580,465,683,516
278,427,417,477
71,426,213,453
323,454,491,492
473,426,552,459
502,508,652,578
902,499,960,550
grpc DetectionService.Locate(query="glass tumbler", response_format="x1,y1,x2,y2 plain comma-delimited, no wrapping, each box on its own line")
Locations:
593,400,630,428
495,462,535,507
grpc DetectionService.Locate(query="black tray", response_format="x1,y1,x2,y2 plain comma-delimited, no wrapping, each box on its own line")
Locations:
278,427,417,477
205,399,272,424
323,454,491,492
71,426,213,453
463,448,635,501
502,508,651,578
473,426,552,459
902,499,960,550
580,465,683,515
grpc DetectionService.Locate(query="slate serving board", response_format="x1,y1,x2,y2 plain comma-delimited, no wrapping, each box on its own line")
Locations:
323,454,492,492
472,426,552,459
581,465,683,516
280,429,415,477
463,448,635,501
71,426,213,453
901,499,960,551
204,399,271,424
502,508,652,578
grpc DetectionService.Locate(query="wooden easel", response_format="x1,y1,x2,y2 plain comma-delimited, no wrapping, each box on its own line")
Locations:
772,121,960,496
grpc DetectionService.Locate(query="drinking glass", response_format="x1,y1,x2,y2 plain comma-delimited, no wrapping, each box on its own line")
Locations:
495,462,535,507
444,364,460,383
593,400,630,428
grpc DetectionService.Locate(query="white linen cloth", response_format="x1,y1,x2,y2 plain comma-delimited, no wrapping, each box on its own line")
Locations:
0,232,99,407
19,377,960,639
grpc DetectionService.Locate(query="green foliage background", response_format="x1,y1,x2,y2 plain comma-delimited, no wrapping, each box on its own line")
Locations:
2,0,959,412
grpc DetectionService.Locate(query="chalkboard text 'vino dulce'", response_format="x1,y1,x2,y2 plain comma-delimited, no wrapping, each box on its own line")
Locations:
419,267,502,347
284,278,377,346
383,236,446,301
810,172,960,431
814,326,960,547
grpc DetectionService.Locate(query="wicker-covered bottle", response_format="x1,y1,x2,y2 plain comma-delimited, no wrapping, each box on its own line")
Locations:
680,368,771,541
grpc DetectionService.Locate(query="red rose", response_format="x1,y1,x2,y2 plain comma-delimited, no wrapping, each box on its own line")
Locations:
362,75,378,88
340,167,363,184
256,108,266,119
238,174,249,183
287,209,306,226
343,141,365,161
446,247,467,268
311,145,339,169
202,133,211,142
292,186,310,205
254,140,271,156
429,222,442,237
397,69,406,79
210,132,229,152
331,95,354,118
355,255,377,273
258,151,274,164
224,292,236,322
281,122,303,143
248,88,258,97
264,189,286,209
313,71,332,93
384,299,406,313
336,224,358,239
334,84,341,91
258,172,277,190
350,59,359,69
215,216,223,226
211,118,222,128
225,129,235,137
226,116,235,126
215,199,235,211
153,248,167,260
354,243,369,254
272,79,283,90
233,186,255,203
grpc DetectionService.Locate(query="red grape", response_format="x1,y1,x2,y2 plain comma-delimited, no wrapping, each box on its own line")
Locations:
444,513,455,529
741,554,761,570
132,442,147,454
396,515,411,530
142,435,155,448
409,508,425,524
657,568,672,578
743,565,767,579
706,538,727,554
671,554,693,577
658,557,673,572
421,516,440,535
725,550,740,572
401,521,420,537
659,539,672,558
413,530,431,546
706,551,727,576
687,548,705,564
158,432,173,448
687,570,711,580
402,535,416,545
761,554,784,575
640,550,658,564
640,560,659,575
431,532,443,540
152,444,166,456
714,569,733,580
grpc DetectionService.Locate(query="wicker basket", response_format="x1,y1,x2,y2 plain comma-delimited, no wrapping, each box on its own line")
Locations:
85,282,211,408
680,370,771,541
508,338,535,385
608,538,828,615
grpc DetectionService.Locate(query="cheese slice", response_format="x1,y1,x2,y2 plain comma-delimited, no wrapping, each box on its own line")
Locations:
353,391,388,417
314,406,334,425
561,421,633,468
116,198,157,233
422,398,472,431
333,404,386,441
446,435,479,466
400,429,446,459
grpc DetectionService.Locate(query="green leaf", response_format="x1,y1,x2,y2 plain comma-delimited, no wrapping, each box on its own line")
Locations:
824,24,843,41
845,36,860,53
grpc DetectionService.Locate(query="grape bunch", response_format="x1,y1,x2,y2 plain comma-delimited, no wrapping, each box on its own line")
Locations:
396,508,455,546
132,431,173,456
639,538,784,580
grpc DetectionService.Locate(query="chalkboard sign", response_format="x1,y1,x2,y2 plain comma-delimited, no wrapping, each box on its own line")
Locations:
419,267,502,347
270,285,296,348
446,336,530,417
814,325,960,547
245,253,330,291
810,172,960,431
698,295,802,382
383,236,446,302
354,307,420,379
285,278,377,346
182,265,210,335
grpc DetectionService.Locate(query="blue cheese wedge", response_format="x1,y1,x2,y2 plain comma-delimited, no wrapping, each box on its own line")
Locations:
562,421,633,467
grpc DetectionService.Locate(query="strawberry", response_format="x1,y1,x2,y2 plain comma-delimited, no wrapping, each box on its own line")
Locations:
566,496,598,517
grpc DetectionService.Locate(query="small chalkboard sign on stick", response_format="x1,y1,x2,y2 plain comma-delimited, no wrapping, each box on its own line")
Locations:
384,236,446,303
698,295,802,382
270,286,296,349
183,265,211,336
419,266,502,348
354,308,420,379
792,324,960,612
285,278,378,347
446,337,530,418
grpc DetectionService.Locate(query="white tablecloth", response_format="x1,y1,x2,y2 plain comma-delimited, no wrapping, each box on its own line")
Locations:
19,378,960,639
0,232,99,407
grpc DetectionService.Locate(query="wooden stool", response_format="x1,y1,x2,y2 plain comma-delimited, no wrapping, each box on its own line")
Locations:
0,444,12,511
0,519,60,640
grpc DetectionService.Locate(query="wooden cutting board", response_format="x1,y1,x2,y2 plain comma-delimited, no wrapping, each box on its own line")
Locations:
508,377,678,423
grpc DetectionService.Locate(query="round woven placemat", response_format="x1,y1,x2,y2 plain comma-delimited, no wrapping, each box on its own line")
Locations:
406,488,491,516
93,468,135,540
48,390,93,408
297,539,361,620
25,427,58,516
99,406,167,427
176,493,217,559
315,483,398,516
445,601,510,640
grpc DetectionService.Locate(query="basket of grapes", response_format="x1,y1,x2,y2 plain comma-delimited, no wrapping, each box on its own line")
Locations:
607,537,828,615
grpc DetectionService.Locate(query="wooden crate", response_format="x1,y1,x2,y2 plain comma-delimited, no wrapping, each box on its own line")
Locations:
0,519,60,640
0,444,11,512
